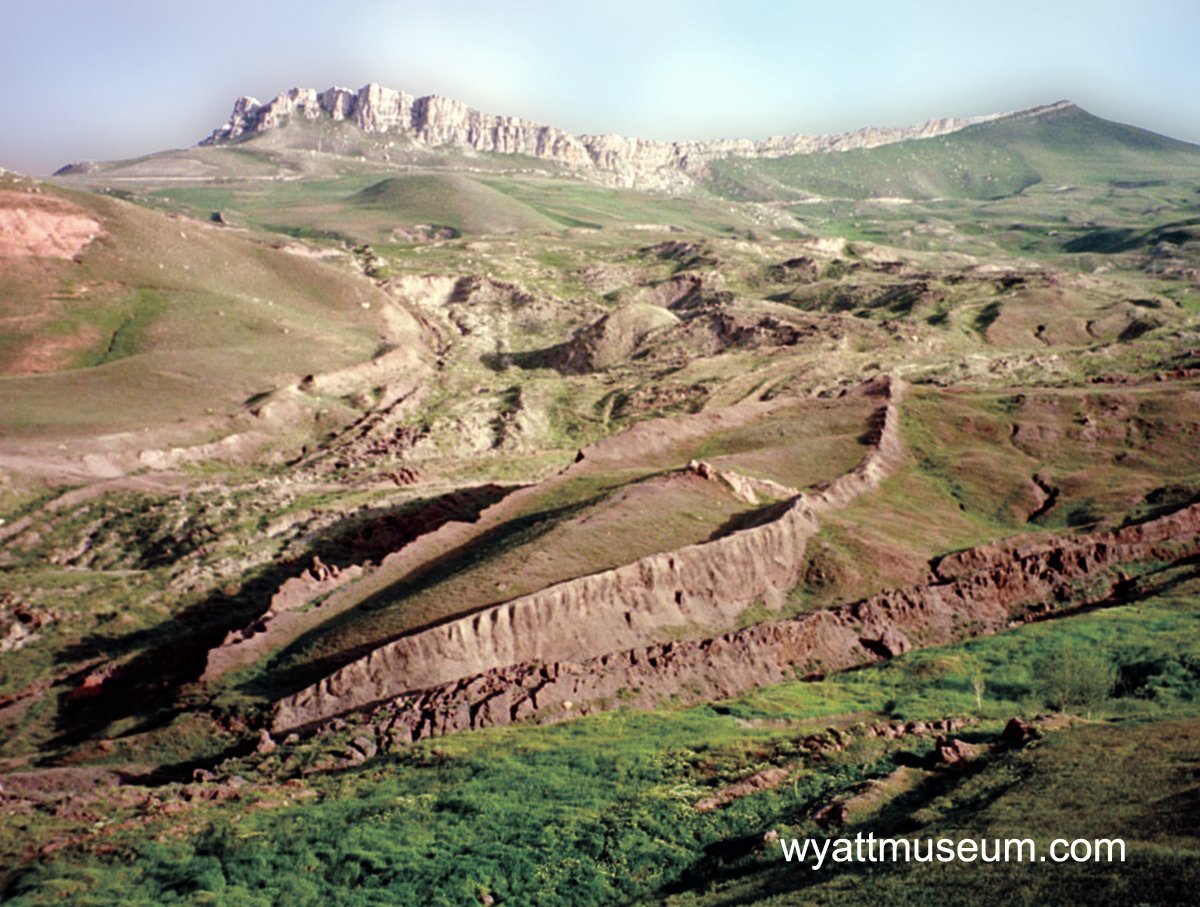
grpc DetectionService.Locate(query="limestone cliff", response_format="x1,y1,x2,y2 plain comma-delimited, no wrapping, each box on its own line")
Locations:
200,83,1036,189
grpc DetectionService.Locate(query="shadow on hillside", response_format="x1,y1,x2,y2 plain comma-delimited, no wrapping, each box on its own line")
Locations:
480,345,586,375
235,492,612,703
45,486,512,752
659,736,1014,901
705,500,794,542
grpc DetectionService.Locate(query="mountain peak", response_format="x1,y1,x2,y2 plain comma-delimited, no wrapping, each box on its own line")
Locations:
1004,99,1080,120
200,82,1017,190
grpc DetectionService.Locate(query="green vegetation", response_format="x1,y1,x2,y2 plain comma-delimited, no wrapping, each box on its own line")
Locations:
3,97,1198,904
348,174,562,235
794,382,1200,609
0,180,387,439
708,105,1200,203
79,289,167,367
128,165,759,243
6,574,1200,905
1036,643,1118,718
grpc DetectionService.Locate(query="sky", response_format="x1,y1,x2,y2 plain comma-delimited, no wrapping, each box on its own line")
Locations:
2,0,1199,175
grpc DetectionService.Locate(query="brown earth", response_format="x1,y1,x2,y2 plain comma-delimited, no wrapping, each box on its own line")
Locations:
196,380,874,704
271,376,905,731
0,190,101,258
201,484,514,682
297,501,1200,744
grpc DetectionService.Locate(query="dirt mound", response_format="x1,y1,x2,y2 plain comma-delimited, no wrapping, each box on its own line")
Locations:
271,377,905,732
545,303,679,373
639,240,717,269
327,502,1200,745
0,190,101,258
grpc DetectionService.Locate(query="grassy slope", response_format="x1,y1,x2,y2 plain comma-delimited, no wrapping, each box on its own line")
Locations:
477,176,761,235
0,179,403,440
5,572,1199,905
147,169,760,242
5,101,1199,905
686,579,1200,905
710,105,1200,202
798,383,1200,608
232,172,569,241
56,123,761,242
347,174,562,235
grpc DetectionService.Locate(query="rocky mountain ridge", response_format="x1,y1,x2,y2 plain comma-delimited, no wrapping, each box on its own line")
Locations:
200,82,1054,189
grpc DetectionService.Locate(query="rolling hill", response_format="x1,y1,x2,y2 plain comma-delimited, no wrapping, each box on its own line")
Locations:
707,102,1200,201
0,173,428,462
3,87,1200,905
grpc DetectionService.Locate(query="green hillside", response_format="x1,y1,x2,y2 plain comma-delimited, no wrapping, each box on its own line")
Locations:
0,177,418,441
7,91,1200,907
347,173,563,235
708,104,1200,201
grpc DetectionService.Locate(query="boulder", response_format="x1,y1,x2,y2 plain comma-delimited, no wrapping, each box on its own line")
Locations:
1001,716,1041,749
931,736,985,767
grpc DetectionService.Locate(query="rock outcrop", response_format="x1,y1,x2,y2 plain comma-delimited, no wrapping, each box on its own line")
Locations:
201,83,1038,189
271,377,905,731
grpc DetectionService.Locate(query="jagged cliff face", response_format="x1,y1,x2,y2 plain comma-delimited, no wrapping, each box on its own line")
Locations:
200,83,1018,189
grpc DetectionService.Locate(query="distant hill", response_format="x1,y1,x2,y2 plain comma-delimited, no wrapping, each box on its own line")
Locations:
187,82,1001,191
55,86,1200,203
0,174,426,447
707,102,1200,201
47,88,1200,253
347,174,561,235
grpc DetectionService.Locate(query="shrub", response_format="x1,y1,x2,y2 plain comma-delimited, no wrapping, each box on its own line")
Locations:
1035,644,1116,718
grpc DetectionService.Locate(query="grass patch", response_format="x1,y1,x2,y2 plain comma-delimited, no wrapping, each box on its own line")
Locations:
7,575,1200,905
80,289,167,367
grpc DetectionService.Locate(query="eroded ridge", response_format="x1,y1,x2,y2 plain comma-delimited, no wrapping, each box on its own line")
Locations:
199,485,513,683
311,502,1200,746
201,386,805,686
272,377,906,732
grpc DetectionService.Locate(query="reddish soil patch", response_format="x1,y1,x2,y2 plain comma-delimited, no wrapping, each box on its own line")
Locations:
318,500,1200,745
0,191,101,259
6,322,103,375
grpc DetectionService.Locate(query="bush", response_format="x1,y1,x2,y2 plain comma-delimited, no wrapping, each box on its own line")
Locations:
1035,644,1116,717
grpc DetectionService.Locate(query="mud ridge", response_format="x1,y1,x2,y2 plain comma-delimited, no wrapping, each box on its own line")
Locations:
311,502,1200,745
272,377,906,731
200,485,513,682
201,387,801,695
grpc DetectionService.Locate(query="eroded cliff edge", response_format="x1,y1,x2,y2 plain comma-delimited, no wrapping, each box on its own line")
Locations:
311,501,1200,747
272,376,906,731
200,83,1039,189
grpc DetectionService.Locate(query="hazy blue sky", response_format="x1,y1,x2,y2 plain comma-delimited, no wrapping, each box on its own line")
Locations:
3,0,1198,174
